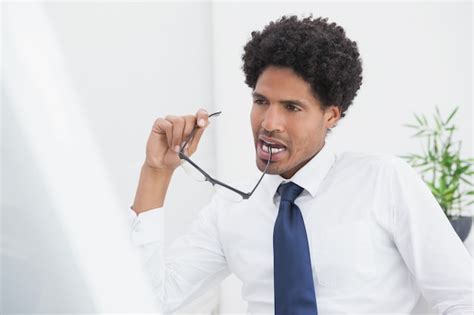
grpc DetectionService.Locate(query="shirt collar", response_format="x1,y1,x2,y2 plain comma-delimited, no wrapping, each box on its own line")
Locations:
262,141,337,202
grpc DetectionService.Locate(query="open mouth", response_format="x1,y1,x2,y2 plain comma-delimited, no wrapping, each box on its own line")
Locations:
257,138,287,161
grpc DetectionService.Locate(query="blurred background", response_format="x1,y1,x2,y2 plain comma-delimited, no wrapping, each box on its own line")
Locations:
1,1,472,314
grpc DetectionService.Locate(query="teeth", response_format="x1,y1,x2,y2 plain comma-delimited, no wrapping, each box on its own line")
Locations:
262,142,285,154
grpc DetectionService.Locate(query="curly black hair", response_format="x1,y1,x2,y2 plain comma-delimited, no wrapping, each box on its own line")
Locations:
242,15,363,118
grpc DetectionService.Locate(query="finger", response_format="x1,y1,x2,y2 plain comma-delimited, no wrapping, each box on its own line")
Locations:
195,108,209,128
182,115,197,145
153,118,173,148
165,115,185,153
187,110,210,154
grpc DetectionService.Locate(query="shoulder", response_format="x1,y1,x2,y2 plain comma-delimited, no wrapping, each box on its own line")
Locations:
333,151,408,173
329,151,419,187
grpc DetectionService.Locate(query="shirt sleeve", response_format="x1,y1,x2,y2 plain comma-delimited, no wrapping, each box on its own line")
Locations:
128,197,230,313
389,157,473,314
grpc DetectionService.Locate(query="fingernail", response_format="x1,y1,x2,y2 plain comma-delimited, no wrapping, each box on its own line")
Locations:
198,119,206,127
174,145,180,153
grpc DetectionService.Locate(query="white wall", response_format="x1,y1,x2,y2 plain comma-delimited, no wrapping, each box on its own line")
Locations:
2,1,471,314
43,0,220,244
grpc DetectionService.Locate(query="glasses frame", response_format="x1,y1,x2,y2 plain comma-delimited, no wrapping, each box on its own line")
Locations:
178,111,272,200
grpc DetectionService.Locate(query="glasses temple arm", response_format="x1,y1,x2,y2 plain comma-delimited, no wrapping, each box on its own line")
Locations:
179,152,247,195
248,149,272,196
180,111,222,151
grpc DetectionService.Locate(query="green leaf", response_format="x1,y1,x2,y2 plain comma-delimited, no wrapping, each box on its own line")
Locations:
456,165,470,174
402,106,472,210
434,113,442,131
412,129,426,138
411,154,426,160
445,107,459,125
460,177,473,185
433,139,439,155
414,113,424,126
420,166,434,173
403,123,420,129
442,185,457,195
435,106,442,119
422,115,428,126
413,160,429,167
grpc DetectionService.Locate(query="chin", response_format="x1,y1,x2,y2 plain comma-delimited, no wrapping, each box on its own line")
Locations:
255,157,267,172
255,157,282,176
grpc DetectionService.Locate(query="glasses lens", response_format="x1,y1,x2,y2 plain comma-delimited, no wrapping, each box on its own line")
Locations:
180,159,207,182
213,185,244,203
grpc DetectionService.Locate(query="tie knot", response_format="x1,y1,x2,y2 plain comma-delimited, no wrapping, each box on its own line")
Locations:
278,182,304,203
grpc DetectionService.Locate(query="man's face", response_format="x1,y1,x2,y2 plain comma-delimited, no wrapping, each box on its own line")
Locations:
251,66,340,179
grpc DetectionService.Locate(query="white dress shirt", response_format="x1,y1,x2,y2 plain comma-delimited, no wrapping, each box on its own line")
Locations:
129,143,473,314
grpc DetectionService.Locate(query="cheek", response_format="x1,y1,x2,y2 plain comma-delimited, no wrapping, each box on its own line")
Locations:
250,105,261,132
290,124,322,154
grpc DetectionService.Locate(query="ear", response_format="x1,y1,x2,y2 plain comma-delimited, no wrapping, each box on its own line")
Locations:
324,105,342,129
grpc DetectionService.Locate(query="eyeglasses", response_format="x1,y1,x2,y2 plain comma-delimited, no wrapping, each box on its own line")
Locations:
178,111,272,202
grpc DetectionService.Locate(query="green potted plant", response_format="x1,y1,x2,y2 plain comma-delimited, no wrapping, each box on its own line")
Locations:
400,106,473,241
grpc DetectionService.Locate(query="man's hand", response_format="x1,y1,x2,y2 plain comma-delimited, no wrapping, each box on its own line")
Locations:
145,108,210,171
132,109,209,213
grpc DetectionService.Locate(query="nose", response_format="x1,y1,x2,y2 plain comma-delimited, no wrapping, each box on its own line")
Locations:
261,104,284,133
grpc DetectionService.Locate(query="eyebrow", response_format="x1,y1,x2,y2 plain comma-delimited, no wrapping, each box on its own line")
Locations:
252,91,307,108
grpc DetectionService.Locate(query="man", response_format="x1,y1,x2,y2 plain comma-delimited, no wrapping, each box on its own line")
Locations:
130,16,472,314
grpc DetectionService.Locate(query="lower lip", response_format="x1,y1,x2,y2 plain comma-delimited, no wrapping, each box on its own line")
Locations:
256,141,287,162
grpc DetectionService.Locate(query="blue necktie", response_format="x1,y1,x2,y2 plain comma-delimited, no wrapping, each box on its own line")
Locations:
273,182,317,315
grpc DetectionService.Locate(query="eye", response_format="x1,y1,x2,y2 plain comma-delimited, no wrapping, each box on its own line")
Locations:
253,98,267,105
285,103,301,112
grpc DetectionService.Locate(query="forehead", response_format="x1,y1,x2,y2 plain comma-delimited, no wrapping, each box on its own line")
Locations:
254,66,317,102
